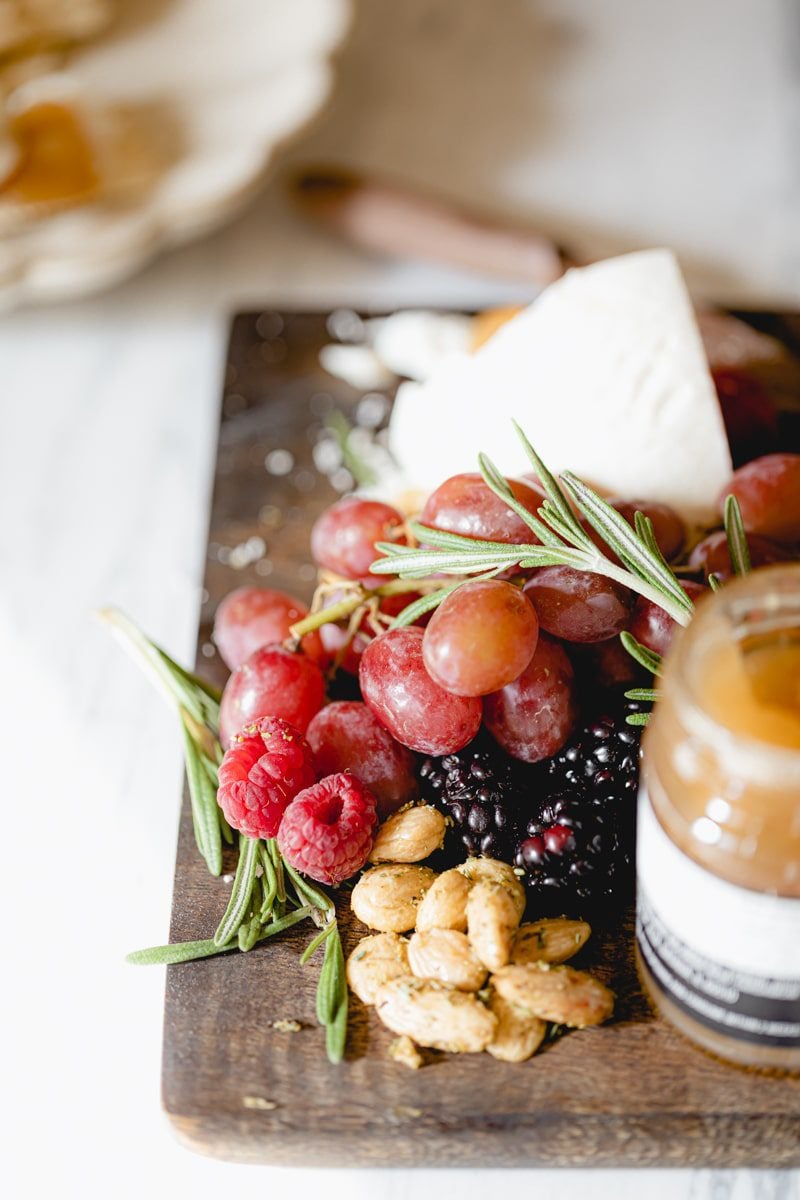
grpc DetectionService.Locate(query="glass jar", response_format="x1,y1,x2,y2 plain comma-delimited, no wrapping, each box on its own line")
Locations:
636,564,800,1070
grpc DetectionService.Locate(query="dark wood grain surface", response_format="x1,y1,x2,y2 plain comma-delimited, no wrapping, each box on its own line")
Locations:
162,310,800,1167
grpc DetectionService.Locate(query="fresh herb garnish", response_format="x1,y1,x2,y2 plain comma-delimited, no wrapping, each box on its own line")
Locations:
104,609,348,1063
369,427,695,627
325,407,378,487
724,493,751,577
366,426,701,727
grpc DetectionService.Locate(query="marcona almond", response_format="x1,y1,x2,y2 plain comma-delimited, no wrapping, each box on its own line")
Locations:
346,932,410,1005
415,868,472,932
369,804,446,863
492,962,614,1028
466,880,522,972
487,990,547,1063
408,929,488,992
375,975,497,1053
350,864,437,933
457,857,526,919
511,918,591,966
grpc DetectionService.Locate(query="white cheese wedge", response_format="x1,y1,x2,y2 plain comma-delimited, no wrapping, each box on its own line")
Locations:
387,250,732,524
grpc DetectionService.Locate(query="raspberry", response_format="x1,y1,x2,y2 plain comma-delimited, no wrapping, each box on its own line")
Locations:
277,773,378,886
217,717,317,839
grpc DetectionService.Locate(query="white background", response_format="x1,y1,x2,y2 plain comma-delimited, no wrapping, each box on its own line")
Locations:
4,2,799,1197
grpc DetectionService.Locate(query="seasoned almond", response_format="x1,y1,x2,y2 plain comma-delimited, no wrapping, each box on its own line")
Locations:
466,880,522,972
492,962,614,1028
415,868,472,932
350,864,437,933
487,990,546,1063
369,804,446,863
511,918,591,966
346,933,410,1005
375,975,497,1053
457,857,525,919
408,929,488,991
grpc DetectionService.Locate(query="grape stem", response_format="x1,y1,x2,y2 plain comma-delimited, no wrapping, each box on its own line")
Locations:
288,577,443,641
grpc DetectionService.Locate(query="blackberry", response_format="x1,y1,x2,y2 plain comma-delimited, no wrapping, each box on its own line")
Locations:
547,688,644,801
419,741,532,859
514,788,633,918
514,690,646,918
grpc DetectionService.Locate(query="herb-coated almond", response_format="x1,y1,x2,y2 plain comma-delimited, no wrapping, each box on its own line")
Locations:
408,929,488,991
375,975,497,1053
369,805,447,864
466,880,522,972
415,868,472,932
487,990,547,1063
457,857,526,919
346,932,410,1005
511,918,591,966
350,864,437,933
492,962,614,1028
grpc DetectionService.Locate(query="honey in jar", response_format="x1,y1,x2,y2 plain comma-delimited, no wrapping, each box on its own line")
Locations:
637,565,800,1069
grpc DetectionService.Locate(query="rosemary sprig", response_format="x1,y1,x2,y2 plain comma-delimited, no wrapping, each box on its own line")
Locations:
125,908,313,966
99,607,228,875
214,834,260,947
180,716,225,873
724,494,751,576
369,428,695,628
391,567,508,628
325,408,378,487
98,607,221,729
619,632,663,678
107,610,350,1061
316,921,348,1064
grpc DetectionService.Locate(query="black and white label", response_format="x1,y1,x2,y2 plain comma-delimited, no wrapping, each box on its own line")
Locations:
637,791,800,1048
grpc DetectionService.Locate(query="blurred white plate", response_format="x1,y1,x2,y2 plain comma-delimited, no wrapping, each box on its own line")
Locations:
0,0,350,309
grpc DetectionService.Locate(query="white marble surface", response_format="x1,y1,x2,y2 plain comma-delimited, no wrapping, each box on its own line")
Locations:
4,1,800,1196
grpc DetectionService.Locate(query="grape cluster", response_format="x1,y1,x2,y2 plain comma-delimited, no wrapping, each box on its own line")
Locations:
211,438,800,908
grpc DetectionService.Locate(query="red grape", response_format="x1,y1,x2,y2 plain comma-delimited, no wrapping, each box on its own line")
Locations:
688,529,792,581
213,586,324,670
422,580,539,696
712,368,779,465
305,701,418,818
571,636,642,689
483,634,578,763
628,581,707,658
311,496,407,583
584,498,686,563
720,453,800,546
359,626,482,755
219,644,326,745
523,565,632,643
420,473,542,544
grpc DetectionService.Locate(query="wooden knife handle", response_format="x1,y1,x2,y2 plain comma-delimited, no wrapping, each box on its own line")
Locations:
290,167,574,287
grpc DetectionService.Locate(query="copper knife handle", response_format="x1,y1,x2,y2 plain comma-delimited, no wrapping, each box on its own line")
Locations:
290,167,575,287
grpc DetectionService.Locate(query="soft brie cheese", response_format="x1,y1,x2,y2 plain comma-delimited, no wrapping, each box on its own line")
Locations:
387,250,732,524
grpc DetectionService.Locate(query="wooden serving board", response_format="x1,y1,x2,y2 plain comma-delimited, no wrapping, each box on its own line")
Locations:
162,310,800,1168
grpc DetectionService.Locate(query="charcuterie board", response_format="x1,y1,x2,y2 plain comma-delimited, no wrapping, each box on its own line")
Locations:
161,309,800,1167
